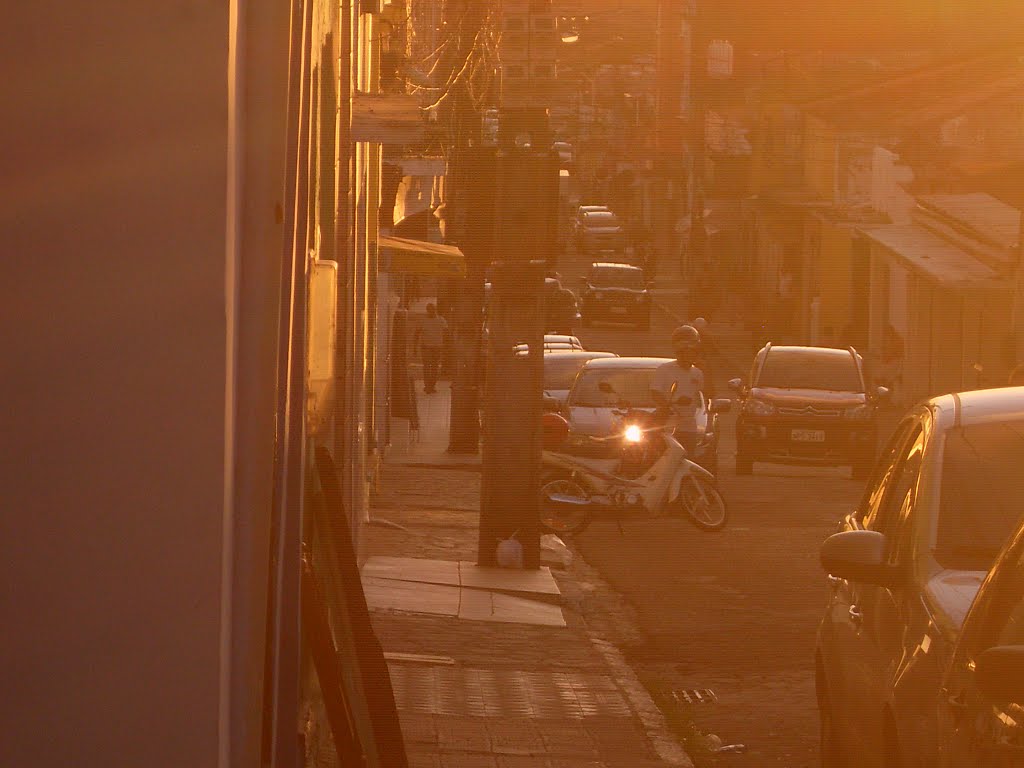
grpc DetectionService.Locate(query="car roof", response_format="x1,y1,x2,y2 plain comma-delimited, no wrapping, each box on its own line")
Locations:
580,356,672,370
543,350,617,361
590,262,642,272
925,386,1024,431
764,345,855,359
543,334,580,342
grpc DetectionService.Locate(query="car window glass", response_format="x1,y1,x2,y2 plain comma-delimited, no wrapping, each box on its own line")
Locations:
569,369,657,408
590,268,644,289
962,544,1024,658
856,420,915,527
544,357,597,390
756,350,862,391
935,420,1024,570
883,431,926,563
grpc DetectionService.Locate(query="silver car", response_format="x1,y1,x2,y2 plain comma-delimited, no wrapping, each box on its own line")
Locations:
816,387,1024,767
576,210,626,254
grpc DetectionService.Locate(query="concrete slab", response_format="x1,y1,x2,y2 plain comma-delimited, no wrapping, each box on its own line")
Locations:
363,576,461,617
458,589,566,627
458,561,561,596
363,556,461,586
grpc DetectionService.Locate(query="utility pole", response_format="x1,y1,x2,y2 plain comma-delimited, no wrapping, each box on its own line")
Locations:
443,0,488,455
477,0,559,568
687,3,708,285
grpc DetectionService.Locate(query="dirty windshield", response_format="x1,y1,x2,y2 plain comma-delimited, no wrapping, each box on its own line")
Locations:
589,267,644,289
757,350,863,391
569,369,657,408
936,420,1024,570
544,356,603,390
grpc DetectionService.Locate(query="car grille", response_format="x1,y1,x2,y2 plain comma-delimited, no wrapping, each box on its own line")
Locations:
776,405,842,418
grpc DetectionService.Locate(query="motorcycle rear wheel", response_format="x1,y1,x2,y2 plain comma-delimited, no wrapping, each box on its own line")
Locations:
539,475,591,536
675,476,728,531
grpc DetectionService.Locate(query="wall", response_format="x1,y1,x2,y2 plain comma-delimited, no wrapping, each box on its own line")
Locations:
3,4,231,765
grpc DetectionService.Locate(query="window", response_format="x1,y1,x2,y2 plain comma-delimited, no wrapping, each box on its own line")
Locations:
857,419,917,528
544,356,596,390
935,420,1024,570
569,369,657,408
757,349,863,391
589,267,644,289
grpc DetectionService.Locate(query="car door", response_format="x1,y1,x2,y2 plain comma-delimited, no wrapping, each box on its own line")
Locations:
941,540,1024,768
834,419,926,762
825,418,916,741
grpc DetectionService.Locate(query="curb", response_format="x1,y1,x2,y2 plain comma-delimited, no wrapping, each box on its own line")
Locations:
590,636,695,767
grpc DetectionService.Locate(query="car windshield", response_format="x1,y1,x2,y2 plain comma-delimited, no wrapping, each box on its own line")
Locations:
589,267,644,289
935,420,1024,570
545,356,602,390
757,350,862,391
584,212,619,227
569,368,658,408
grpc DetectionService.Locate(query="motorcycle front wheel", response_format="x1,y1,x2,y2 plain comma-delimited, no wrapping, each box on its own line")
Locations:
674,476,728,532
539,475,591,536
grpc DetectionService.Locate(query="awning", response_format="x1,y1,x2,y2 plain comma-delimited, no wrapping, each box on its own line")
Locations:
862,224,1002,290
378,235,466,278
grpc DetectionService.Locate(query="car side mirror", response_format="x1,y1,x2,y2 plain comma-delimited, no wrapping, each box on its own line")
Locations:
728,377,744,393
542,394,562,412
709,398,732,415
975,646,1024,702
820,530,897,588
875,386,891,400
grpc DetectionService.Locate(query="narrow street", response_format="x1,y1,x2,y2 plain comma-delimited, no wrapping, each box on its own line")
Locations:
557,248,865,765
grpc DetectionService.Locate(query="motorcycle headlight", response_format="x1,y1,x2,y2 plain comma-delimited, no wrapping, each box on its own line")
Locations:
743,398,776,417
844,404,872,420
624,424,644,443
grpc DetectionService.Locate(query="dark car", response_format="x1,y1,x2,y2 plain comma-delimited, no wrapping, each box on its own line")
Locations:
579,262,651,330
939,500,1024,766
729,344,886,478
815,388,1024,768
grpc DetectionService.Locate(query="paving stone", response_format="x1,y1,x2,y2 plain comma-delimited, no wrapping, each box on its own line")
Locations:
439,754,498,768
400,712,438,744
407,751,443,768
496,756,553,768
485,719,546,755
436,717,491,753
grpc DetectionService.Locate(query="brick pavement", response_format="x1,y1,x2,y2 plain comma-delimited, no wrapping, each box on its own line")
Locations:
366,472,693,767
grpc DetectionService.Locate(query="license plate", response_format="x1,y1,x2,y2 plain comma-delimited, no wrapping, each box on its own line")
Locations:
610,306,627,314
791,429,826,443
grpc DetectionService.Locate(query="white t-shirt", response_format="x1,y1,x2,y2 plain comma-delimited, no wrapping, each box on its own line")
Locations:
650,361,704,423
419,315,448,348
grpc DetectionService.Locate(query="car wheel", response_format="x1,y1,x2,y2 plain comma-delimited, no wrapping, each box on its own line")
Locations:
735,448,753,476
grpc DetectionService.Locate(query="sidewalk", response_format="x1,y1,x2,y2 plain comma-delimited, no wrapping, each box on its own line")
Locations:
366,465,694,767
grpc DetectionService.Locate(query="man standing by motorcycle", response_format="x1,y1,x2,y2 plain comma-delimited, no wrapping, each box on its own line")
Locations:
651,326,705,455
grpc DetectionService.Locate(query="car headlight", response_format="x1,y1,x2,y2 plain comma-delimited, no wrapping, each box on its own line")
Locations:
743,398,776,417
844,404,872,420
624,424,644,443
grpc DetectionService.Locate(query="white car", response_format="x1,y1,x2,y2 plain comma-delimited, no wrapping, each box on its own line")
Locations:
542,350,618,407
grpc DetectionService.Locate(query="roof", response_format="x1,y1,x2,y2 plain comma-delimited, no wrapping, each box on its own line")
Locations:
543,350,617,361
916,193,1021,251
929,387,1024,431
766,345,855,359
581,357,673,370
802,45,1024,132
591,262,643,271
862,224,1000,289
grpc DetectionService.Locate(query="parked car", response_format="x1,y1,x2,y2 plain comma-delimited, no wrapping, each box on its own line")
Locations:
815,387,1024,768
571,204,610,238
576,210,626,254
552,140,574,167
562,357,729,473
579,262,651,330
542,350,618,407
729,344,885,478
939,497,1024,766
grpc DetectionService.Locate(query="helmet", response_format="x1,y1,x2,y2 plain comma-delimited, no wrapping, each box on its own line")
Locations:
671,324,701,351
692,317,709,335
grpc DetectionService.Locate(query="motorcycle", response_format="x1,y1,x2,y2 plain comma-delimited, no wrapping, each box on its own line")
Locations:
539,382,728,536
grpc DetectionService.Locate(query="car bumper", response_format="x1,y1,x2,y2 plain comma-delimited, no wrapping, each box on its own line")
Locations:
737,416,875,465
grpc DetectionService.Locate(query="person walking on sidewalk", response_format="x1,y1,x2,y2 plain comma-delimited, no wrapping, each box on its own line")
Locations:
415,303,447,394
